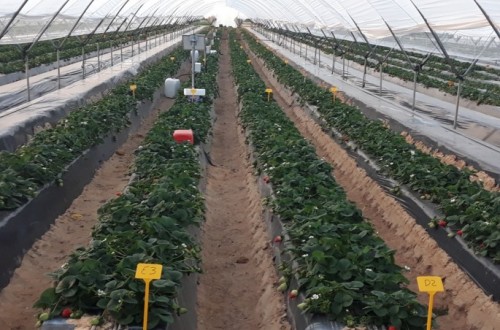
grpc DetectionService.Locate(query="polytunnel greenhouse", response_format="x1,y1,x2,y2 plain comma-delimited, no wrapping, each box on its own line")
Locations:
0,0,499,329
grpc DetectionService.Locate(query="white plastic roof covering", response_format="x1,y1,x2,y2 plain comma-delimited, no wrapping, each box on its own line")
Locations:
0,0,498,49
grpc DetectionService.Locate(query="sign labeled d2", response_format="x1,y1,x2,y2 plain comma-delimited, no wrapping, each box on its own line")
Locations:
417,276,444,293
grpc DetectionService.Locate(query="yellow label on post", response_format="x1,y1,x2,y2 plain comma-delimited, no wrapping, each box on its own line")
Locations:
191,88,197,96
247,59,251,64
417,276,444,330
170,56,175,61
330,86,338,94
265,89,273,94
130,84,137,92
285,60,288,65
417,276,444,293
135,263,163,280
135,263,163,330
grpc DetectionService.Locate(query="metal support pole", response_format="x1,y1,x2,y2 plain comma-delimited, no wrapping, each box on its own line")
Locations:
412,70,418,111
191,34,196,88
25,55,30,101
81,47,85,79
379,64,383,95
342,55,346,79
318,46,321,67
362,57,367,88
332,51,335,74
110,40,113,66
97,43,100,72
453,81,462,129
57,49,61,89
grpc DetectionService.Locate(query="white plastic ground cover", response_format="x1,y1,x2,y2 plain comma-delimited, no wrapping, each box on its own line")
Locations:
0,26,203,152
247,27,500,178
0,36,165,111
258,28,500,149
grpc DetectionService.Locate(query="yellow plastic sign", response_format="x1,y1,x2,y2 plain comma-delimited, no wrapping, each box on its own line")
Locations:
330,86,338,102
417,276,444,293
130,84,137,98
170,56,175,61
247,59,252,64
417,276,444,330
135,263,163,280
265,88,273,102
135,263,163,330
285,60,288,65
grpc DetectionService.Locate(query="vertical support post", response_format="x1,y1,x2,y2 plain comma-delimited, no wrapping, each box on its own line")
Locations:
342,54,346,79
57,49,61,89
453,80,462,129
191,34,196,89
379,63,383,95
110,40,114,66
412,70,418,111
121,42,123,62
318,45,321,67
97,43,100,72
25,55,30,102
82,47,86,79
362,57,367,88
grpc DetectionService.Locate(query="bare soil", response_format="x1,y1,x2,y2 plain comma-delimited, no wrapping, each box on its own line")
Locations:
0,62,190,330
244,41,500,330
196,34,290,330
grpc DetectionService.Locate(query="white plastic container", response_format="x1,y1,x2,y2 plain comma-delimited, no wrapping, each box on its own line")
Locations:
190,50,199,62
195,63,202,73
164,78,181,98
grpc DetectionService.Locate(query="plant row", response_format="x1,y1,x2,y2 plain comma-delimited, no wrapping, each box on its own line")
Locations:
34,40,219,328
0,24,188,75
243,30,500,263
230,30,427,329
0,45,190,211
269,29,500,106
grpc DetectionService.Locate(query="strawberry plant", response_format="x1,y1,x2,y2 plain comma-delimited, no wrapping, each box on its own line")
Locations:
0,24,191,74
230,30,427,329
266,28,500,106
34,37,219,328
242,30,500,263
0,45,194,211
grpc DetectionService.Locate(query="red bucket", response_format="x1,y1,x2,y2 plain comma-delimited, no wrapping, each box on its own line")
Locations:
173,129,194,144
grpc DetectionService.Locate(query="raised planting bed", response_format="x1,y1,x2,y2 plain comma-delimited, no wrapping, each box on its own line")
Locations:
0,46,191,290
0,24,188,78
35,38,219,329
261,28,500,106
241,30,500,299
230,30,428,330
